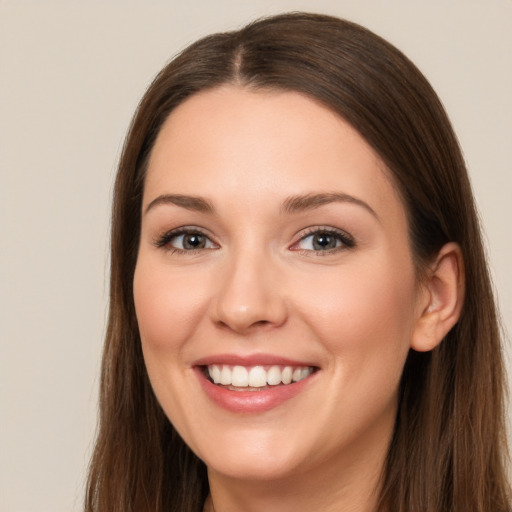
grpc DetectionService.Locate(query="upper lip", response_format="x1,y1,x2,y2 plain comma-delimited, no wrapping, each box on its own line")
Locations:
192,353,318,368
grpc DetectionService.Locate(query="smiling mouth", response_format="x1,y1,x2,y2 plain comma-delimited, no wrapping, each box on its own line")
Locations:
202,364,317,391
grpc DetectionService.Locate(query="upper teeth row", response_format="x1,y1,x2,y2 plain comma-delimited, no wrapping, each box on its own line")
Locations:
207,365,313,388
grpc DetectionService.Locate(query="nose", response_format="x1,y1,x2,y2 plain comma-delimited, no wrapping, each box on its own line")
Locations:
210,248,288,334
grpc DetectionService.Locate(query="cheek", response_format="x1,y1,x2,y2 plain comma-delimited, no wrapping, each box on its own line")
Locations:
295,255,417,368
133,260,210,353
132,259,211,433
296,257,417,438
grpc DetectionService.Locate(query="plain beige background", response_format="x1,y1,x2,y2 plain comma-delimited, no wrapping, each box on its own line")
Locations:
1,1,510,511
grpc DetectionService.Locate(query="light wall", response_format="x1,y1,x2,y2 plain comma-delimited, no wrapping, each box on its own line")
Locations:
1,1,510,511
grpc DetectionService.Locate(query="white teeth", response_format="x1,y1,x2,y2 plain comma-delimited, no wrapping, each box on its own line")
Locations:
248,366,267,387
281,366,293,385
300,368,310,380
220,366,231,385
231,366,249,386
206,364,314,388
209,365,221,384
267,365,282,385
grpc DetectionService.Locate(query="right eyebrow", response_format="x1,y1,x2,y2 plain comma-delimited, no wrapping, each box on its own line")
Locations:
144,194,215,215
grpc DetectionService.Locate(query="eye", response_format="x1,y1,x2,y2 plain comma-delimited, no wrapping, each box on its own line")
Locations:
171,232,213,250
154,228,217,252
292,228,355,253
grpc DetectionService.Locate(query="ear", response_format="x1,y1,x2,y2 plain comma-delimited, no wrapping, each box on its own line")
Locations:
411,242,465,352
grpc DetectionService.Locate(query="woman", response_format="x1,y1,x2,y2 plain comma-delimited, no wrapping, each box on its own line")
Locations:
85,12,511,512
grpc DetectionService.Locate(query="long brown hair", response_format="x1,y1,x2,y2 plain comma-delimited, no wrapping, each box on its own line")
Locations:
85,12,510,512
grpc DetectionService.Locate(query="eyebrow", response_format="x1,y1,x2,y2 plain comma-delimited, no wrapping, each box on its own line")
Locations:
144,191,378,220
281,192,378,219
144,194,215,215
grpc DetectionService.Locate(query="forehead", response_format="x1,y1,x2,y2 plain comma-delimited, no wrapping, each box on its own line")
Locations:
144,85,404,222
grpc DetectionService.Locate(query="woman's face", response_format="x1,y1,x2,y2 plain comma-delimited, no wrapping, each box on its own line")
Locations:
134,86,424,483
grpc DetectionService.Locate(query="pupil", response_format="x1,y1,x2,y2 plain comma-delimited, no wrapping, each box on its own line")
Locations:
184,234,205,249
313,233,336,250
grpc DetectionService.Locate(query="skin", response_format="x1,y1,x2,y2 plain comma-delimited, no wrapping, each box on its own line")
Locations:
133,85,463,512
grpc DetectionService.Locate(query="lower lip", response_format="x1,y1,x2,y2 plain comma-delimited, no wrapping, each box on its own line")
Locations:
195,367,315,413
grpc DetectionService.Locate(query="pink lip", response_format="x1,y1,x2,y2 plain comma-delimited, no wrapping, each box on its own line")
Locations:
193,353,316,367
193,354,318,414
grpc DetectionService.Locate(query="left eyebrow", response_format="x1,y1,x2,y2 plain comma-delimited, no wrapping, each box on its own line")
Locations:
281,192,379,220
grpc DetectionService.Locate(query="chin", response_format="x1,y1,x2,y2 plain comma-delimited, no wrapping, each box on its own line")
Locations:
192,428,308,482
205,452,302,482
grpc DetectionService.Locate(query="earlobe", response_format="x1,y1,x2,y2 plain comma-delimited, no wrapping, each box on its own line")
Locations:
411,242,465,352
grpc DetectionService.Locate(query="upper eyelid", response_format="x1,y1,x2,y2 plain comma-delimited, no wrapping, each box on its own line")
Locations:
293,225,354,242
159,225,214,238
153,226,217,248
290,226,356,251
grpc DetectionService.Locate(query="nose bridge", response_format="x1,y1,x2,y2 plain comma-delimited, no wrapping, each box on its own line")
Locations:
212,242,286,332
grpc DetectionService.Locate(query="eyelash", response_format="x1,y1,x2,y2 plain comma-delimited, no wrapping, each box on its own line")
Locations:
290,227,355,255
153,226,355,255
153,227,216,255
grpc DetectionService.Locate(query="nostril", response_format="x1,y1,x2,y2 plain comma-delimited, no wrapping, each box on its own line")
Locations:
254,320,271,327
